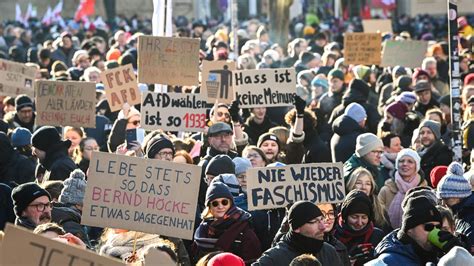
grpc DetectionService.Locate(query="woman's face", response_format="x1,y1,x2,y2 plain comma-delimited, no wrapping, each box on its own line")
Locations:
126,114,141,130
260,140,279,161
83,139,98,160
244,150,266,167
209,197,231,219
318,203,335,233
354,174,372,196
66,130,82,149
398,155,417,179
347,213,369,231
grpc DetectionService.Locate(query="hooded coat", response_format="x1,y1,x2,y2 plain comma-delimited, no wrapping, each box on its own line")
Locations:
41,141,78,181
330,115,365,163
450,192,474,248
0,132,35,184
51,202,90,246
419,141,452,186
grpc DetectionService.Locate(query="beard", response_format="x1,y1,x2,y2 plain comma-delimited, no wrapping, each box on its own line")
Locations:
39,213,52,223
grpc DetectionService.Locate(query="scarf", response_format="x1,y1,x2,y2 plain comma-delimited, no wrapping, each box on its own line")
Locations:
381,152,397,170
388,172,420,228
283,230,324,256
99,231,162,260
334,216,375,246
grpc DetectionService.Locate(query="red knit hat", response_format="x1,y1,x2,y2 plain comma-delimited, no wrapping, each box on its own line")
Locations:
413,68,430,82
386,101,408,120
465,73,474,86
208,253,245,266
430,165,448,189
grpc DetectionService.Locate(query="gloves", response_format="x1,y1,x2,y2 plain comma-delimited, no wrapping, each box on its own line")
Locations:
438,230,463,252
229,100,241,123
348,243,374,262
293,94,306,115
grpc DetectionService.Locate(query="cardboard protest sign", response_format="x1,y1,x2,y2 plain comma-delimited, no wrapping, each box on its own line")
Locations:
137,36,200,86
233,68,296,108
144,248,176,265
100,64,140,112
362,19,392,33
82,152,201,240
0,224,123,266
35,81,96,128
381,40,428,68
246,163,345,211
0,59,37,98
141,92,207,132
344,33,382,65
201,60,236,103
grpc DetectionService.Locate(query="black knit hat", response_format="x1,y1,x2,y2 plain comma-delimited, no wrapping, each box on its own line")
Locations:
205,181,233,206
401,196,442,232
146,135,175,159
348,79,370,98
15,94,33,111
205,154,235,176
31,126,69,152
257,133,280,151
340,190,374,221
288,201,323,230
11,182,51,217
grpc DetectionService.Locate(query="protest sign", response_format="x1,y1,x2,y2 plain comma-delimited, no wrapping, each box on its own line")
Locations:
0,59,37,98
141,91,207,132
0,224,123,266
82,152,201,240
233,68,296,108
246,163,345,211
100,64,141,112
362,19,392,33
381,40,428,68
35,81,96,128
344,33,382,65
137,36,200,86
201,60,236,103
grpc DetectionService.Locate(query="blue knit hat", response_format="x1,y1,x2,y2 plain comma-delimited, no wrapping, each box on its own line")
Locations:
11,127,32,147
311,77,329,90
232,157,252,176
213,174,241,197
205,181,233,206
437,162,472,199
344,102,367,123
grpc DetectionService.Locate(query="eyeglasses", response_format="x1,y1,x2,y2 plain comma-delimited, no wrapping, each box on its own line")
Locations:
210,199,229,208
371,150,384,155
29,202,52,212
217,112,230,119
424,223,442,232
129,120,140,126
157,151,174,158
321,210,335,220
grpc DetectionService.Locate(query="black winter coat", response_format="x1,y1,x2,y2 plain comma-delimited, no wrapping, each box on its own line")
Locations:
331,115,365,163
413,98,439,116
302,130,332,163
51,202,90,246
42,144,78,181
243,116,278,145
451,192,474,250
0,132,35,184
419,141,452,186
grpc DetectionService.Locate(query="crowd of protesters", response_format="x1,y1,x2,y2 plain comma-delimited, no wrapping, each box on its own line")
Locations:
0,8,474,266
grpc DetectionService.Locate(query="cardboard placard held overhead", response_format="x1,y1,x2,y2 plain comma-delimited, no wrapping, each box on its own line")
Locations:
0,224,124,266
344,33,382,65
141,92,207,132
100,64,141,112
82,152,201,240
0,59,37,98
362,19,393,33
381,40,428,68
246,163,345,211
137,36,200,86
234,68,296,108
201,60,236,104
35,80,96,128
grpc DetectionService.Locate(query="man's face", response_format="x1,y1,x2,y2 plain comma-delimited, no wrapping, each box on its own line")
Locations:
260,140,279,161
294,216,326,240
21,196,51,226
307,58,320,69
208,132,233,153
62,37,72,49
32,147,46,163
330,78,344,93
153,148,174,161
17,107,33,123
416,89,432,105
419,127,436,147
213,107,230,123
424,63,437,78
295,41,308,56
252,107,266,120
363,148,383,166
408,221,441,251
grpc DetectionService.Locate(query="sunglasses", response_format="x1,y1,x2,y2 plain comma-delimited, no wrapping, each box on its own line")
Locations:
210,199,229,208
129,120,140,126
424,223,442,232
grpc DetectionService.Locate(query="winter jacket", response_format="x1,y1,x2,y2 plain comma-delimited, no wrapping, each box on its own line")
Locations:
0,183,15,230
51,202,90,246
377,83,394,115
3,111,38,133
51,46,77,68
413,97,439,116
343,154,384,191
42,144,78,181
243,116,278,145
0,132,35,185
302,130,332,164
451,192,474,250
84,115,112,150
107,118,128,153
419,141,453,186
331,115,364,163
319,91,344,121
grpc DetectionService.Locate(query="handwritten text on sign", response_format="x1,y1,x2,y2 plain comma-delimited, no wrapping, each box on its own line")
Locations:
246,163,345,211
82,152,201,240
35,81,96,128
344,33,382,65
0,59,37,98
137,36,200,86
234,68,296,108
141,92,207,132
101,64,141,112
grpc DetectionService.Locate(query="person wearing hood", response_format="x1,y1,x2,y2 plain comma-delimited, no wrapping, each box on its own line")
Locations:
331,102,366,163
3,94,38,133
253,201,342,266
0,131,35,184
193,181,261,264
334,190,385,265
31,126,78,181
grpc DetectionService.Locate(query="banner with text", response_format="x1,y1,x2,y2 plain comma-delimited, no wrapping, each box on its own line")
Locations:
246,163,345,211
0,59,37,98
35,80,96,128
381,40,428,68
0,224,123,266
362,19,393,33
202,60,236,104
141,92,207,132
344,33,382,65
82,152,201,240
101,64,141,112
137,36,200,86
234,68,296,108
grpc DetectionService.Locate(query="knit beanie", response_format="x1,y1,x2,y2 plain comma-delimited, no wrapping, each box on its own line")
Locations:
413,68,430,81
288,201,323,230
414,80,431,93
213,174,241,197
205,181,234,206
348,79,370,98
31,126,68,152
437,162,472,199
340,190,374,221
257,133,280,151
311,77,329,90
15,94,33,111
11,127,32,147
355,133,383,158
352,65,371,80
344,102,367,123
208,252,245,266
439,94,451,107
386,101,408,120
395,148,421,173
401,195,442,232
464,73,474,86
418,120,441,140
401,187,438,212
232,157,252,176
395,76,413,92
438,246,474,266
392,65,408,78
146,135,175,159
205,154,236,176
12,182,51,217
430,165,448,189
397,91,417,105
59,169,87,205
328,69,344,81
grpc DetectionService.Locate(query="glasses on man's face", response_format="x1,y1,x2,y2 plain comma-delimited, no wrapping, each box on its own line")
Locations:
157,151,174,158
423,223,442,232
29,202,52,212
371,150,384,155
211,199,229,208
321,210,335,220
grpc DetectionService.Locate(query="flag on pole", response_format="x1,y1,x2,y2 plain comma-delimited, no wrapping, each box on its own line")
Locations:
15,4,22,23
23,3,33,25
75,0,96,21
42,6,52,25
52,0,63,23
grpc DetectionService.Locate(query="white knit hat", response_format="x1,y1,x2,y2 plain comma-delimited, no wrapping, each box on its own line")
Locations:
437,162,472,199
344,102,367,123
395,148,421,173
355,133,383,158
438,246,474,266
